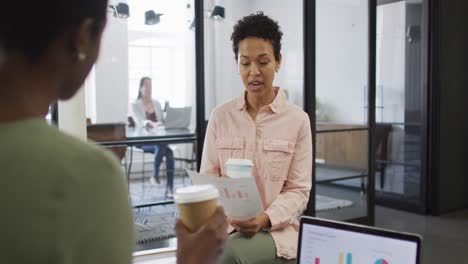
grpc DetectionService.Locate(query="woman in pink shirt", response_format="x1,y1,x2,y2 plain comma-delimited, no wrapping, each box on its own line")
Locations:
201,12,312,263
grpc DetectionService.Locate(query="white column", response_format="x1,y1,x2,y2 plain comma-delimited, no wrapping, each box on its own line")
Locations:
58,87,87,141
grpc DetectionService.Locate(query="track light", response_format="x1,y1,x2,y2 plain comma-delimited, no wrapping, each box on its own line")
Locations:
188,5,225,30
109,3,130,18
145,10,163,25
210,5,225,20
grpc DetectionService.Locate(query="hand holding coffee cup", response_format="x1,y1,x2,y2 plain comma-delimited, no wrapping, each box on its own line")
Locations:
175,184,220,232
175,206,228,264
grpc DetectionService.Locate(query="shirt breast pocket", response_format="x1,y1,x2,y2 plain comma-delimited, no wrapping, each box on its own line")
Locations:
263,138,295,181
216,137,245,176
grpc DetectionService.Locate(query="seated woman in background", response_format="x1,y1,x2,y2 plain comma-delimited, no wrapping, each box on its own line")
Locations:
131,76,175,196
200,12,312,264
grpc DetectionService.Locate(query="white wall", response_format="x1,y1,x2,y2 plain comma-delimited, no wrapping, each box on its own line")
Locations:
126,0,195,109
58,87,87,140
316,0,369,124
93,18,130,123
203,0,217,119
85,0,196,125
204,0,304,119
84,67,97,122
204,0,250,119
250,0,304,107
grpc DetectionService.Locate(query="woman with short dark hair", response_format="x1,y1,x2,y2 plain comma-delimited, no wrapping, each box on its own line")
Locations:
201,12,312,263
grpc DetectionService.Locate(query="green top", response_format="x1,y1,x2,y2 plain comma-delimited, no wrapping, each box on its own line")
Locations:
0,119,134,263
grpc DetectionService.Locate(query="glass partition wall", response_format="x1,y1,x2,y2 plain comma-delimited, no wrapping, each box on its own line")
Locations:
83,0,197,251
199,0,375,224
56,0,378,252
374,0,428,213
310,0,376,224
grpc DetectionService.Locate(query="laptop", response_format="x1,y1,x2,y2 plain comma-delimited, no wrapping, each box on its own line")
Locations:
164,106,192,129
298,217,422,264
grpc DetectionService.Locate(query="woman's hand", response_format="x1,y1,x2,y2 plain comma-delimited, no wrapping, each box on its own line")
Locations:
176,206,229,264
230,213,271,237
144,120,159,129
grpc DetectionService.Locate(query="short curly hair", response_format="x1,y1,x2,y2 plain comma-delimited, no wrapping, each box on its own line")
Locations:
231,12,283,61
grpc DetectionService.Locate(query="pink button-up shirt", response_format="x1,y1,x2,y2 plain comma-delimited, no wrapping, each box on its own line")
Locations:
200,88,312,259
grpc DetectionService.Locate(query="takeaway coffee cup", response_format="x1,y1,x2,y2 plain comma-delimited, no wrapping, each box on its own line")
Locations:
226,159,254,178
175,184,219,232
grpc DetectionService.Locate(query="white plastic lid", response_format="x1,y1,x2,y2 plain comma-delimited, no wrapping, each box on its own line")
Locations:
226,159,254,167
174,184,219,204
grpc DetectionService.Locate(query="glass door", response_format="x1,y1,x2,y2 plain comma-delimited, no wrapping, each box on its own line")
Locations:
311,0,376,224
374,0,428,213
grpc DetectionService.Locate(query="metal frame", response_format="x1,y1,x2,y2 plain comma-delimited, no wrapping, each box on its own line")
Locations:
303,0,376,224
420,0,431,215
195,0,206,172
427,0,439,215
368,0,377,226
97,137,197,147
316,128,369,134
304,0,316,216
377,0,405,5
133,200,174,209
316,174,368,184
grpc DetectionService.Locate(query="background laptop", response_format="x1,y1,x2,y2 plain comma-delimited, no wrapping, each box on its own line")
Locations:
298,217,421,264
164,106,192,129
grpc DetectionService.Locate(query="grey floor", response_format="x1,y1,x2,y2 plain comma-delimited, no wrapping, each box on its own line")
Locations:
375,206,468,264
316,184,368,221
135,237,177,252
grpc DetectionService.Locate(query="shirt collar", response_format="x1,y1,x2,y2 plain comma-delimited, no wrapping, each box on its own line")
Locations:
236,87,287,114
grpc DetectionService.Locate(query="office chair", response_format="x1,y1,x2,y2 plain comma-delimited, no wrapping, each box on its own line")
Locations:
375,123,392,190
172,142,197,186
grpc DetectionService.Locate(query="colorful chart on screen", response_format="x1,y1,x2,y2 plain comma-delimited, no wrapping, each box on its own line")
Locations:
299,224,418,264
375,259,389,264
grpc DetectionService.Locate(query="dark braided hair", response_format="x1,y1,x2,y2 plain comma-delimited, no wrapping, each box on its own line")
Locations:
0,0,108,62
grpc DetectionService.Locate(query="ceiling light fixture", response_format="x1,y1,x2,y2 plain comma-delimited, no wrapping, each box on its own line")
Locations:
109,3,130,18
188,5,225,30
145,10,163,25
210,5,225,20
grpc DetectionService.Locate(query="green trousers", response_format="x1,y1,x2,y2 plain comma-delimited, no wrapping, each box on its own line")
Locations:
219,231,297,264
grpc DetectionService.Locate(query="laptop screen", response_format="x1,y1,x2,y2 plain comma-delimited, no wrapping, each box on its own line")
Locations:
299,220,419,264
164,106,192,129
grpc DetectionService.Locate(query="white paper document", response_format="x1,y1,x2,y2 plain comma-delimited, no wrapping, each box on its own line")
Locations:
186,170,264,220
